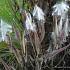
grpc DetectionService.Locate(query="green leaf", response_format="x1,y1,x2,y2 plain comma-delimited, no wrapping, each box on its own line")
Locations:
0,41,8,49
0,0,14,23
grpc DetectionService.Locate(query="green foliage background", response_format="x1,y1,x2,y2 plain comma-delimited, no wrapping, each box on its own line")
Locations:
0,0,21,49
0,0,13,23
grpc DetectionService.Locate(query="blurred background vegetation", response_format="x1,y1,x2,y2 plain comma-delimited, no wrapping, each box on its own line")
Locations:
0,0,70,70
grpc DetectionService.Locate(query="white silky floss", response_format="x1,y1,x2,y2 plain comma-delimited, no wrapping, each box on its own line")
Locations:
58,16,63,34
64,17,69,37
25,12,36,32
0,19,12,41
33,5,45,23
52,1,69,43
52,2,69,16
52,1,69,33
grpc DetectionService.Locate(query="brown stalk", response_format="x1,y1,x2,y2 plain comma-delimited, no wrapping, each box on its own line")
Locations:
7,35,23,66
0,58,11,70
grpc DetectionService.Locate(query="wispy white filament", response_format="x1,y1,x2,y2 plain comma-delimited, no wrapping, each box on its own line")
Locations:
55,18,58,37
25,12,36,32
52,1,69,37
52,2,69,16
64,16,68,37
33,5,45,22
58,17,63,33
0,19,12,41
52,1,69,46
